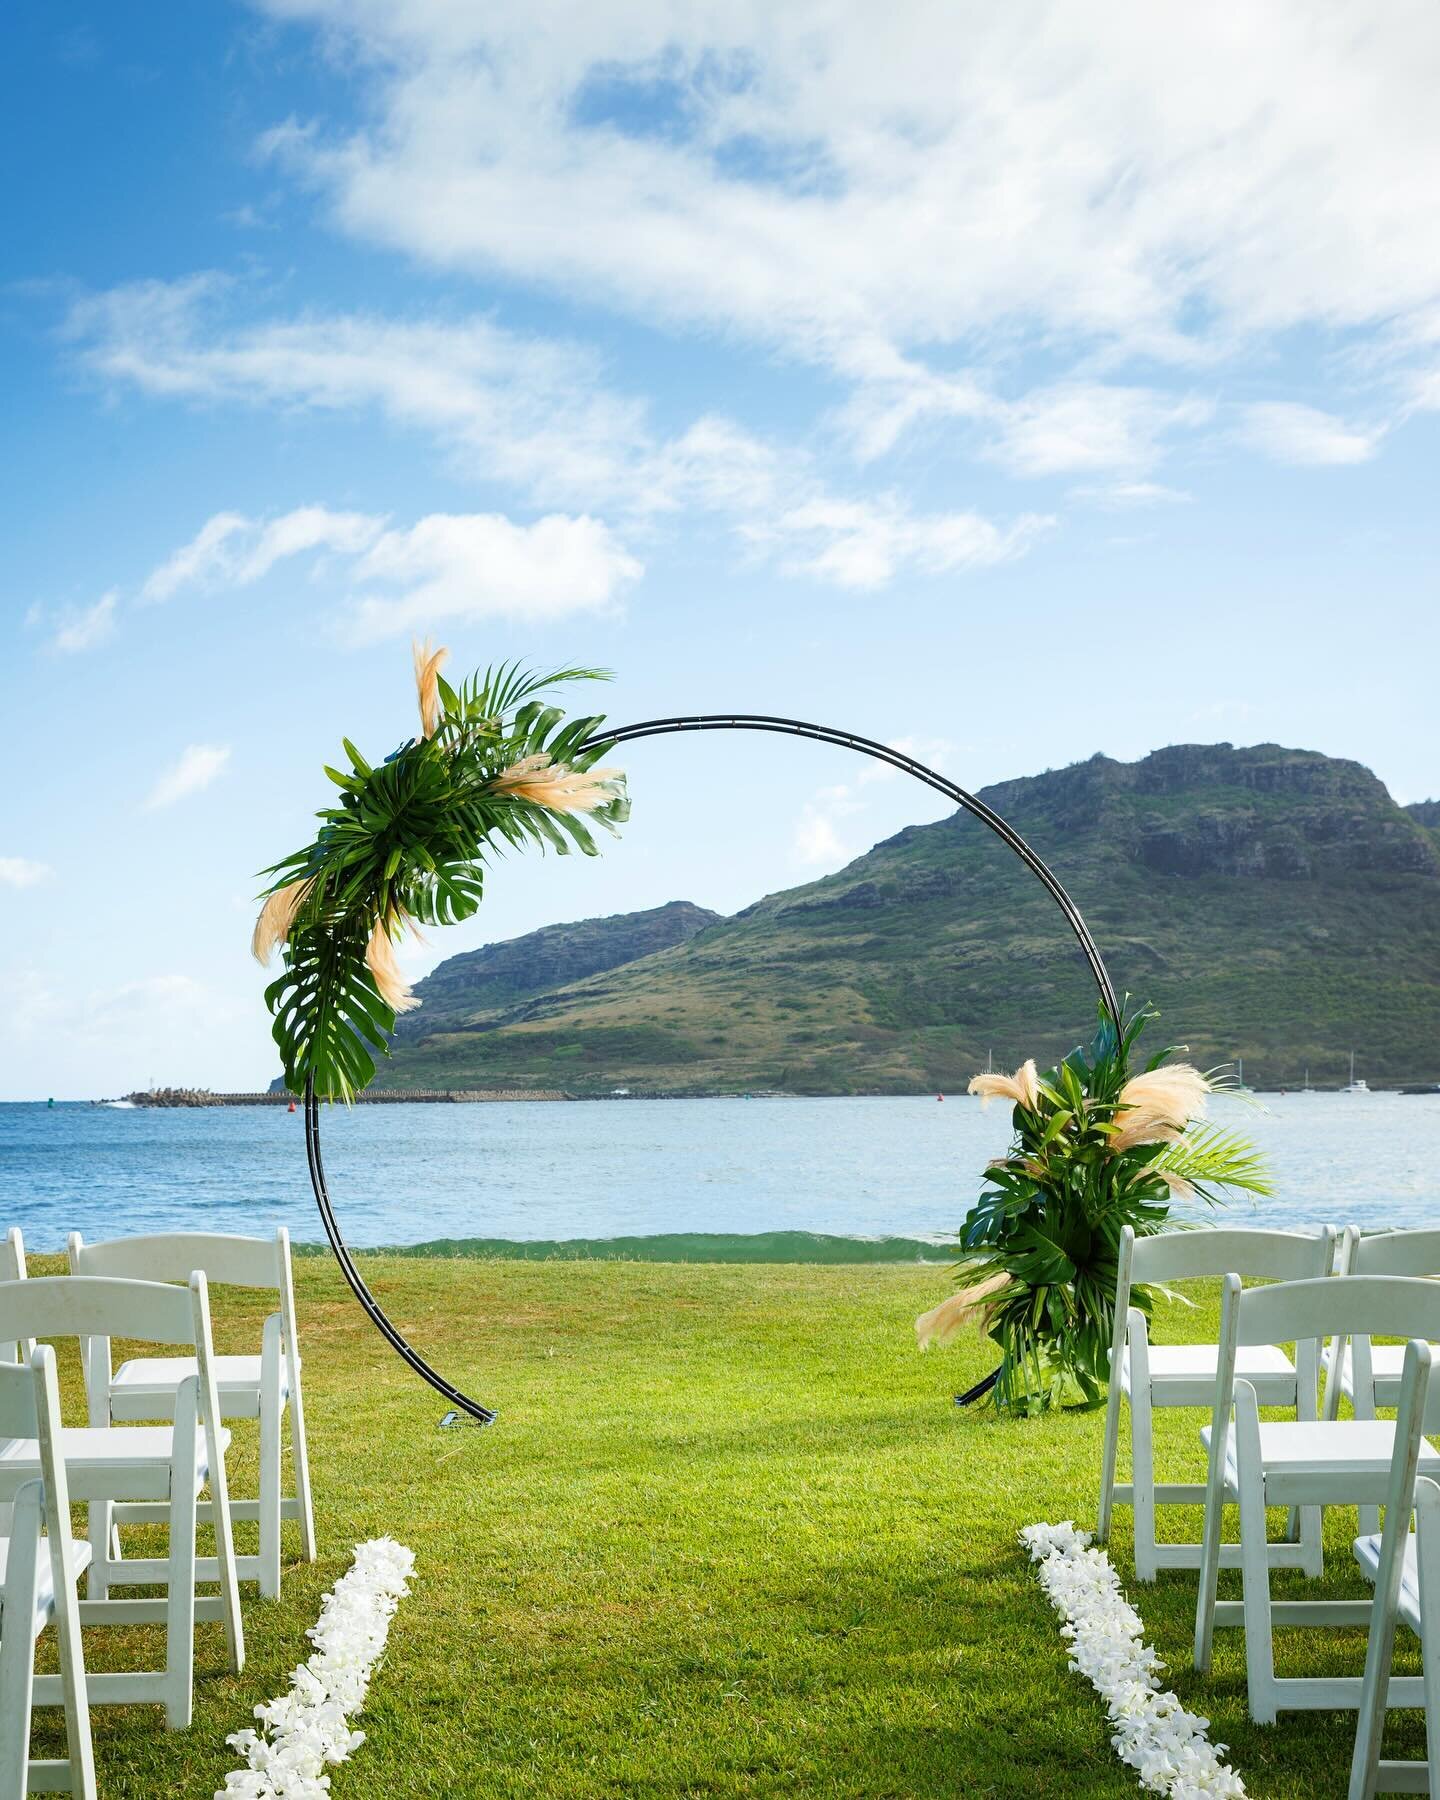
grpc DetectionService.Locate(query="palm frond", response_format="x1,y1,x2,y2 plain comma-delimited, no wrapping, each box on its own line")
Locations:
1152,1122,1274,1199
255,652,627,1099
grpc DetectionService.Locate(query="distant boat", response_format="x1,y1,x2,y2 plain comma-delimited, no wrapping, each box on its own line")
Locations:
103,1099,137,1109
1344,1049,1369,1095
1234,1056,1254,1095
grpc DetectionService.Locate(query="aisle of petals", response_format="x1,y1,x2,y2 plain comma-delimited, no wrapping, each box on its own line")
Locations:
216,1537,416,1800
1021,1522,1246,1799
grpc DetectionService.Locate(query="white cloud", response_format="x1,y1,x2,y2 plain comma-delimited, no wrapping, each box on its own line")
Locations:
1072,481,1194,509
142,506,384,601
758,497,1054,590
144,744,232,810
139,505,643,638
50,590,118,652
790,733,963,871
348,511,643,641
0,857,53,889
1237,402,1384,466
141,511,250,600
793,806,850,869
68,285,649,506
250,1,1440,397
985,386,1213,478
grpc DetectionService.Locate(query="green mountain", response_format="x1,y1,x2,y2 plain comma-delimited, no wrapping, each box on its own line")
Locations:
372,744,1440,1094
389,899,720,1042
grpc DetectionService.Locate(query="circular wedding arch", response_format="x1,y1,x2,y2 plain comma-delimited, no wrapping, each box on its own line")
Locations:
304,713,1121,1425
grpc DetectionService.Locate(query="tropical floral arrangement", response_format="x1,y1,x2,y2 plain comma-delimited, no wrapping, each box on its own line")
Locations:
916,1003,1271,1413
252,644,627,1101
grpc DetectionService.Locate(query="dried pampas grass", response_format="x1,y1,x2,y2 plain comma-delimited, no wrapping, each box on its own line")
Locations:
491,752,623,815
915,1274,1011,1350
1153,1167,1197,1202
251,877,314,965
412,638,449,741
968,1059,1040,1112
365,916,421,1013
1109,1064,1210,1152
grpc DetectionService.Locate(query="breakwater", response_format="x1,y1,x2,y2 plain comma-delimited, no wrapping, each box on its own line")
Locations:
118,1086,570,1107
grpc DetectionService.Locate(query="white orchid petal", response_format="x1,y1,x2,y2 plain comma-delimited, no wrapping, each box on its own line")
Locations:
1021,1522,1247,1797
214,1539,415,1800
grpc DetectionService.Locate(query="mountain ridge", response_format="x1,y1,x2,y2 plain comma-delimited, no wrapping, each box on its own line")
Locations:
368,742,1440,1093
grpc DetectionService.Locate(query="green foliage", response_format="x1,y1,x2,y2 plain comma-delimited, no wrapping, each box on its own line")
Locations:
954,1001,1271,1414
258,660,628,1100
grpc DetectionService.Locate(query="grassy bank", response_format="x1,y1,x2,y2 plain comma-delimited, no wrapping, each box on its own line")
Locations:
30,1254,1427,1796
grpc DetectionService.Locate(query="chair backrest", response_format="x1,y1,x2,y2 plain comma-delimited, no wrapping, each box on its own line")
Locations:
1,1225,33,1366
1344,1227,1440,1279
1129,1224,1336,1285
67,1230,302,1418
1111,1224,1335,1371
0,1274,198,1347
0,1345,71,1501
68,1230,286,1291
1238,1274,1440,1351
0,1353,40,1440
1213,1273,1440,1436
0,1272,224,1441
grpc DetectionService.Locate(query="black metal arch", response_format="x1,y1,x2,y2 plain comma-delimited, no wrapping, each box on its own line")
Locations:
305,713,1120,1425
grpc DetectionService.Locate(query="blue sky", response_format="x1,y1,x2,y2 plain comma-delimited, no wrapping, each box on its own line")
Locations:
3,1,1439,1099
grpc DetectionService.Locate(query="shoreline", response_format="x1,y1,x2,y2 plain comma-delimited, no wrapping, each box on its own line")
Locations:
85,1081,1440,1106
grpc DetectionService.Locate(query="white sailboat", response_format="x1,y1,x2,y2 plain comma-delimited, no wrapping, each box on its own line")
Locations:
1234,1055,1254,1095
1344,1049,1369,1095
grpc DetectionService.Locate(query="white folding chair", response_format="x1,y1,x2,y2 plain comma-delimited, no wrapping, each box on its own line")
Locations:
1098,1223,1336,1579
0,1229,32,1367
1326,1227,1440,1536
0,1230,33,1542
1194,1274,1440,1723
0,1274,244,1729
1347,1339,1440,1799
68,1229,316,1599
0,1345,96,1800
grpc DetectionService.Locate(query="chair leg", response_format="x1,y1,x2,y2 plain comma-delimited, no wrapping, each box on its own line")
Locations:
1347,1575,1399,1797
0,1508,40,1800
86,1500,112,1602
1131,1383,1158,1580
163,1476,197,1730
51,1546,97,1800
1234,1391,1278,1724
208,1463,246,1676
1416,1496,1440,1797
289,1369,317,1564
1194,1466,1227,1671
1098,1378,1123,1543
1300,1498,1325,1580
259,1372,283,1599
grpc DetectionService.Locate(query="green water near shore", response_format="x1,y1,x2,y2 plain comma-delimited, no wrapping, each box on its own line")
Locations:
304,1229,956,1263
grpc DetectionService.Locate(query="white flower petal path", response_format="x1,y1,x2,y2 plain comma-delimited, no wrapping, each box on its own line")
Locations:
216,1537,416,1800
1021,1522,1247,1799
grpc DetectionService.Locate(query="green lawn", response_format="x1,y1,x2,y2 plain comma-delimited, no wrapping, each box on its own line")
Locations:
28,1255,1430,1796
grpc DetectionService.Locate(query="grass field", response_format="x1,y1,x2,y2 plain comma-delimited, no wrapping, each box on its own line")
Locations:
26,1253,1430,1797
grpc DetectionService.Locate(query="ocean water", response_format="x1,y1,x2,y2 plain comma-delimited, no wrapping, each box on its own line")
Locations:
2,1091,1436,1257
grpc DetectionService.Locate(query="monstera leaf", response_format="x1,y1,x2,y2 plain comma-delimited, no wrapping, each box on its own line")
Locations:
254,647,628,1102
